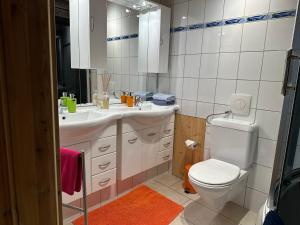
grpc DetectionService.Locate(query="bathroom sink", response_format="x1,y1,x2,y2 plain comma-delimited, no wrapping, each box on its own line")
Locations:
59,110,121,145
101,103,179,118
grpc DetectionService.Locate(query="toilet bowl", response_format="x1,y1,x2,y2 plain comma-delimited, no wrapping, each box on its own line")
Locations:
188,118,257,211
188,158,248,211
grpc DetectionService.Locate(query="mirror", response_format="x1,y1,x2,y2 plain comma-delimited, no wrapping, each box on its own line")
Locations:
55,0,171,104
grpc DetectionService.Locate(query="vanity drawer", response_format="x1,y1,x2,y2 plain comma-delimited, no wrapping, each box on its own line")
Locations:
92,152,116,175
92,169,116,192
157,149,172,165
161,123,174,137
160,136,174,151
91,136,116,158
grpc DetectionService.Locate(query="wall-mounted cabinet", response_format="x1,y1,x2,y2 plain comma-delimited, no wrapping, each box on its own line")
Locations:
138,5,171,74
70,0,107,70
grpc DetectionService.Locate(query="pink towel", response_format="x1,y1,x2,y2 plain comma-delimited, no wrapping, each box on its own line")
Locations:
60,148,82,195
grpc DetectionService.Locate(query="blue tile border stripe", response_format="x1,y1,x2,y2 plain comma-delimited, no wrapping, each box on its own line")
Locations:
107,9,296,41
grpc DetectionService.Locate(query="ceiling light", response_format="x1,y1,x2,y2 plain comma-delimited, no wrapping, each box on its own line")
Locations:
133,4,137,9
125,8,130,13
142,1,146,6
182,16,187,20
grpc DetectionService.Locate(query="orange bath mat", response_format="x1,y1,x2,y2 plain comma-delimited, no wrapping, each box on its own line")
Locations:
73,185,183,225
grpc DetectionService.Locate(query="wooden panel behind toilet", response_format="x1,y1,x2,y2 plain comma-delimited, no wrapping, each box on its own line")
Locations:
172,114,206,178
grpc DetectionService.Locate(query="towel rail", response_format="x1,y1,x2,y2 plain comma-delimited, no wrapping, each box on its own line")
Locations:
62,151,88,225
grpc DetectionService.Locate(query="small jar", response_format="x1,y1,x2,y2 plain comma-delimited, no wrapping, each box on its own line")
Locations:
102,92,109,109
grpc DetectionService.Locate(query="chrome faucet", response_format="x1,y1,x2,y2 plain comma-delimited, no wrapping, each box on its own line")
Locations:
135,96,143,110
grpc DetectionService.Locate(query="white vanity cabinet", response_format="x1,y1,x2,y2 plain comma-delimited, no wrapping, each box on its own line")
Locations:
138,5,171,73
117,114,175,181
61,121,117,204
70,0,107,69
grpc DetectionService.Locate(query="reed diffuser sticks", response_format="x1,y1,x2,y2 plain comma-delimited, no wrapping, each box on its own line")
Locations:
101,73,111,93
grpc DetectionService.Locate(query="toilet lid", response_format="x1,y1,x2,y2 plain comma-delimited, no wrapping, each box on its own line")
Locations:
189,159,240,186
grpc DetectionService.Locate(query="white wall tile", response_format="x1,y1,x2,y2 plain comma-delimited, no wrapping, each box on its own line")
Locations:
223,0,246,20
197,79,217,103
170,55,185,76
121,58,130,74
121,40,130,57
236,80,259,108
158,76,170,93
245,188,267,212
265,18,295,51
256,138,277,168
121,75,130,91
205,0,225,22
200,53,219,78
261,51,287,81
202,27,222,53
233,108,256,122
220,24,243,52
114,41,122,57
245,0,270,16
130,57,138,75
186,30,203,54
215,79,237,104
247,164,272,193
213,103,231,113
238,52,263,80
172,2,188,27
107,58,114,73
269,0,298,12
241,21,267,51
188,0,205,25
218,53,239,79
130,38,138,57
107,42,114,57
170,32,187,55
182,78,198,100
257,81,283,111
196,102,214,118
181,99,197,116
255,110,281,140
114,58,122,74
130,75,139,92
184,54,201,78
170,77,183,98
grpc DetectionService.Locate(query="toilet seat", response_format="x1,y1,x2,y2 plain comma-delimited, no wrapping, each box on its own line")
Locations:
189,159,241,187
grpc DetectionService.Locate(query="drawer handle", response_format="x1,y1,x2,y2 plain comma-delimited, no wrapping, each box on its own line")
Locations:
98,145,111,152
164,129,172,134
128,138,138,144
147,132,157,137
98,162,111,170
163,142,171,148
163,155,170,160
98,178,111,186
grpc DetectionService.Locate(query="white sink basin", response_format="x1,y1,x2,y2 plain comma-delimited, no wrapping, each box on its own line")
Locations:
100,103,179,118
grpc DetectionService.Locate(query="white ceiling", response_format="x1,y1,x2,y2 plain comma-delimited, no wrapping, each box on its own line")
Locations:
108,0,158,11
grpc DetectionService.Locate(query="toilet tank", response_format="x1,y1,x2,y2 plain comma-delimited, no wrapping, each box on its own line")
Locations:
209,118,258,169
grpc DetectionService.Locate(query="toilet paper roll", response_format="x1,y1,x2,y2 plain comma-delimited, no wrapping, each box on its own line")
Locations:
185,140,198,150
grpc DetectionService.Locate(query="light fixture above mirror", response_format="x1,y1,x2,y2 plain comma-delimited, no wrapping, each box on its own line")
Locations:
108,0,158,11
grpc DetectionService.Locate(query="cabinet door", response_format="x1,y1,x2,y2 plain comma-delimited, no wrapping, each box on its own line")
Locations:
61,141,91,204
70,0,80,68
141,127,161,170
121,132,142,180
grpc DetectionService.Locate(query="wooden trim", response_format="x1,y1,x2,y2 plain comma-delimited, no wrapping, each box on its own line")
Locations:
0,0,62,224
172,114,206,178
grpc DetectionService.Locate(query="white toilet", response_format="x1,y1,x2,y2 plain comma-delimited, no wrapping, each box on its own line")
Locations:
188,117,258,210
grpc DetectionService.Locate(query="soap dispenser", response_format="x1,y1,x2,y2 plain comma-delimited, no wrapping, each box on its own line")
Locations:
67,93,77,113
60,92,69,107
127,92,134,107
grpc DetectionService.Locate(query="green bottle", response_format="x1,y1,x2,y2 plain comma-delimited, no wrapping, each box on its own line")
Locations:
61,92,69,107
67,93,77,113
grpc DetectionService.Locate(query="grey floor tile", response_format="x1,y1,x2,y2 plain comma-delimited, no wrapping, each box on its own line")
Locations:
154,172,182,187
170,181,200,201
145,179,190,206
219,202,249,222
170,215,194,225
238,211,258,225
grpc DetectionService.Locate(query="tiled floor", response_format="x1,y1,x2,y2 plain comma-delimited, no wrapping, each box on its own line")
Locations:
65,172,258,225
